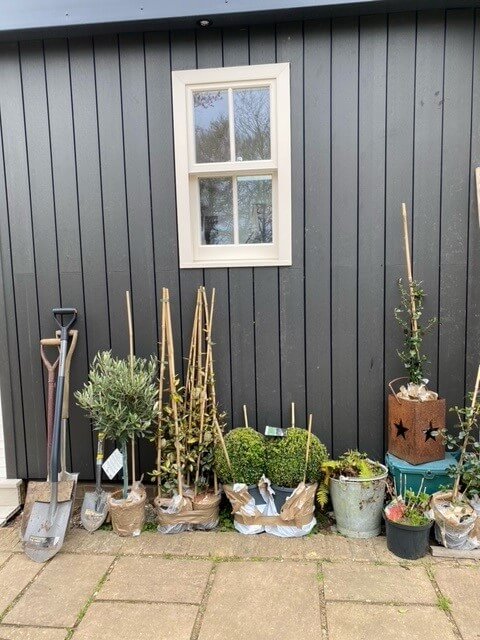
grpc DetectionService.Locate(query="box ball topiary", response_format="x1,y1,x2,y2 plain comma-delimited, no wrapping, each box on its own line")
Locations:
214,427,266,485
266,428,328,488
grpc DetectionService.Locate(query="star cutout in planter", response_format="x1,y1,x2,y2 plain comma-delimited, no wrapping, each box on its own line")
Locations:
424,422,439,442
394,419,409,439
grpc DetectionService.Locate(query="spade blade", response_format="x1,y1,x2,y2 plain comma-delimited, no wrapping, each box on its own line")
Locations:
80,490,109,533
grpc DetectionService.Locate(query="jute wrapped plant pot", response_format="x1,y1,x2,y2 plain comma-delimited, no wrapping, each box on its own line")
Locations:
154,492,221,533
108,489,146,537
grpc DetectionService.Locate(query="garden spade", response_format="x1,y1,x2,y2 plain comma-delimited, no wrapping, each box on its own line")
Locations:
23,308,78,563
80,432,109,532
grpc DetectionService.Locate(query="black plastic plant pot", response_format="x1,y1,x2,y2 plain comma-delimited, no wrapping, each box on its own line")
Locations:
247,484,266,506
384,515,433,560
271,485,295,513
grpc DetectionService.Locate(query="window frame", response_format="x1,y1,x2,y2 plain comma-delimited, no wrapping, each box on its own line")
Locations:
172,62,292,269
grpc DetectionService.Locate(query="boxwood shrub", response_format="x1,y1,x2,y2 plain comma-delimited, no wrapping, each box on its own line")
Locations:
266,428,328,487
214,427,266,485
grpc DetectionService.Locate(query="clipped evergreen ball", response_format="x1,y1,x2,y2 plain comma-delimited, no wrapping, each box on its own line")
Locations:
266,428,328,487
214,427,266,485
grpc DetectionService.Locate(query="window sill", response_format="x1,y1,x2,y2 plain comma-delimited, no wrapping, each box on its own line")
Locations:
180,258,292,269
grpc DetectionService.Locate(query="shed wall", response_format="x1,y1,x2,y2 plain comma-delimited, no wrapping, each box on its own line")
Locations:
0,9,479,479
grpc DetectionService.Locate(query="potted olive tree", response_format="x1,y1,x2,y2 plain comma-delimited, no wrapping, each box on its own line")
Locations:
317,450,387,539
214,427,266,505
76,351,158,536
266,427,328,512
388,204,442,465
384,481,433,559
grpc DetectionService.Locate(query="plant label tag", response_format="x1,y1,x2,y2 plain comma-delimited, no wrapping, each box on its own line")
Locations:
102,448,123,480
264,425,285,437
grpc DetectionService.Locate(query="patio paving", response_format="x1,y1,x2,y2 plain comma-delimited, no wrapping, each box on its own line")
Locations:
0,522,476,639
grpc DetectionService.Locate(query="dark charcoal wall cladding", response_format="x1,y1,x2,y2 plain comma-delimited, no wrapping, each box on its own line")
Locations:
0,9,479,479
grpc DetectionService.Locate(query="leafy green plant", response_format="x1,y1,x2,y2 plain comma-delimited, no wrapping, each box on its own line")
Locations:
317,451,384,508
266,428,328,488
394,279,436,385
75,351,158,498
443,374,480,501
214,427,266,485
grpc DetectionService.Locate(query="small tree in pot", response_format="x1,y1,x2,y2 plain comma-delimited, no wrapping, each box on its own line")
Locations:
266,427,328,512
75,351,158,535
388,204,443,465
214,427,266,504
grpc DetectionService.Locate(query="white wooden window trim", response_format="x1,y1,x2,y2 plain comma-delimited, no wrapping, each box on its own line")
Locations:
172,62,292,269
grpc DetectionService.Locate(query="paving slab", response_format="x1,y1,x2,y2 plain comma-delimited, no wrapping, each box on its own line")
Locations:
326,602,457,640
3,553,114,628
0,553,11,569
0,528,20,553
61,529,124,555
198,561,321,640
324,534,353,561
0,555,43,615
348,538,377,562
99,556,212,603
120,531,193,556
0,625,66,639
73,601,197,640
433,565,480,640
323,562,437,604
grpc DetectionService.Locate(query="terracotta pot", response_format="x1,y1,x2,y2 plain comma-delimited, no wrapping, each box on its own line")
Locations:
387,394,445,465
108,490,146,537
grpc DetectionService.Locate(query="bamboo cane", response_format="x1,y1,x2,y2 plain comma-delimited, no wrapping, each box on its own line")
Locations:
185,290,202,486
194,287,216,494
303,414,313,484
125,290,136,485
401,203,419,338
156,288,167,498
243,405,249,428
452,364,480,500
164,288,184,497
291,402,295,428
204,289,222,493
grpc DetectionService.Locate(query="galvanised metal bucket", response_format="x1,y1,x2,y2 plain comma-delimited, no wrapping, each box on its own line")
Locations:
330,462,388,539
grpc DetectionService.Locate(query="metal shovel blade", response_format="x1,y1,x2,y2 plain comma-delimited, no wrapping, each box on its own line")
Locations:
23,499,73,562
80,490,109,532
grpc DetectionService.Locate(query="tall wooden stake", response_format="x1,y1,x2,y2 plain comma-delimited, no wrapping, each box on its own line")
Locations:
401,203,419,339
126,290,136,485
156,289,167,498
303,414,313,484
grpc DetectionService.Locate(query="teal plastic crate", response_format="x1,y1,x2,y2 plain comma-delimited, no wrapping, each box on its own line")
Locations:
385,452,458,495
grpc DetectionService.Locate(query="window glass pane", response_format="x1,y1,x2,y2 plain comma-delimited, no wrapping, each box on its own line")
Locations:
234,87,270,161
194,91,230,163
238,176,272,244
200,178,233,245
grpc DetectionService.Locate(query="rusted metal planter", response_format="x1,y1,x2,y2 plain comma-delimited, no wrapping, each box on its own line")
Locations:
387,394,445,465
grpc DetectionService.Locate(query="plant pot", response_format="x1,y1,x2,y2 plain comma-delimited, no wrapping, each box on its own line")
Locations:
330,463,388,539
271,484,295,513
108,489,146,537
247,484,266,506
387,394,445,465
384,515,433,559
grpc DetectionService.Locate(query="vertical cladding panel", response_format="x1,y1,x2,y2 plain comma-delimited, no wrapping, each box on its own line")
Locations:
44,38,91,477
0,71,24,477
223,28,256,428
466,10,480,390
250,24,282,431
197,28,234,426
304,20,332,448
119,32,158,473
412,11,445,390
384,13,416,400
0,42,44,478
438,10,475,415
145,31,183,378
170,30,205,398
331,16,359,455
358,14,387,460
277,22,307,429
94,34,131,359
70,36,111,478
